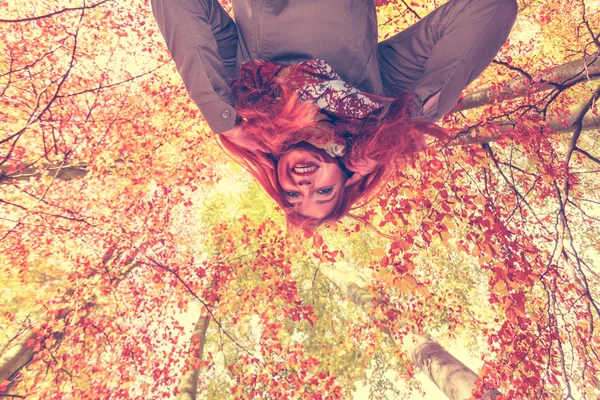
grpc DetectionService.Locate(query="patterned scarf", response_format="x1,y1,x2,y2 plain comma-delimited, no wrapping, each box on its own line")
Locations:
237,59,395,157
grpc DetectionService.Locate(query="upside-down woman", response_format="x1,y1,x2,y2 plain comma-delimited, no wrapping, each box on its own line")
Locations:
151,0,517,230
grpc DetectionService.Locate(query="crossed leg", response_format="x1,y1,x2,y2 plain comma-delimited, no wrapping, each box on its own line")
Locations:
378,0,518,120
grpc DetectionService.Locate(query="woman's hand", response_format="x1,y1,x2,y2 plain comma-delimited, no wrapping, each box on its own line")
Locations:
221,125,269,153
221,125,273,168
343,157,378,186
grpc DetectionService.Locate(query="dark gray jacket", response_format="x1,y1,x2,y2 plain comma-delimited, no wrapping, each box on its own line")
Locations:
151,0,381,134
152,0,518,133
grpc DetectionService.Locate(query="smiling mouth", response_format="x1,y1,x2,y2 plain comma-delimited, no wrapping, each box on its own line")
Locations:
292,164,318,176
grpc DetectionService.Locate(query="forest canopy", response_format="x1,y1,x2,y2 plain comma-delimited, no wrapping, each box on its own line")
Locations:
1,0,599,399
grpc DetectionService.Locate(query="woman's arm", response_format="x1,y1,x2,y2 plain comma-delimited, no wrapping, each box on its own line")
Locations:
151,0,239,133
343,157,378,186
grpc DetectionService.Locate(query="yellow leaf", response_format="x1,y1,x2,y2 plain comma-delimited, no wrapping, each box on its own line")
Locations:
394,275,417,294
443,218,457,231
416,284,430,297
448,153,461,163
372,247,386,257
494,280,508,294
473,196,487,206
439,230,453,244
478,157,493,167
490,243,501,255
508,280,520,291
377,268,393,285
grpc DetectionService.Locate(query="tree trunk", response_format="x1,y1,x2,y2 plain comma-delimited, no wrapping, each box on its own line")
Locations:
320,263,497,400
0,332,35,386
454,52,600,111
176,314,210,400
0,250,137,393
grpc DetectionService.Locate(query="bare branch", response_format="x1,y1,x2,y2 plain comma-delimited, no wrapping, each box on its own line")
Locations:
574,147,600,165
492,59,533,81
398,0,421,20
0,0,112,23
580,0,600,49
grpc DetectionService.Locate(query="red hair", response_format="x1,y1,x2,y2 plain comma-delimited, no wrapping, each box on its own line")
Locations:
219,76,447,232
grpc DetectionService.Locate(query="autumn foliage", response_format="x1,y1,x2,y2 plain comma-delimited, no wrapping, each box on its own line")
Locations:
1,0,599,399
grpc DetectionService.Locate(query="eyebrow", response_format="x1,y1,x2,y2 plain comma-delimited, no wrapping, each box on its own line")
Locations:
288,196,335,206
316,197,335,205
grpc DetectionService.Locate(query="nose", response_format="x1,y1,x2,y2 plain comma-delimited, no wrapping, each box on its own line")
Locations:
297,179,312,186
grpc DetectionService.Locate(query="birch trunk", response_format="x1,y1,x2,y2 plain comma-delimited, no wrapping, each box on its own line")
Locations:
0,332,35,385
455,52,600,111
320,264,497,400
176,314,210,400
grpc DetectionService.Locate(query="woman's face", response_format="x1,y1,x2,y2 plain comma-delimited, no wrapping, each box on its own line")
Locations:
277,142,345,219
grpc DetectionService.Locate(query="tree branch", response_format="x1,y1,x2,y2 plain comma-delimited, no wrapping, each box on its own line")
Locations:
0,0,112,23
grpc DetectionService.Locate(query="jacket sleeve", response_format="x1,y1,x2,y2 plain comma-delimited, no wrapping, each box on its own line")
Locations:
151,0,239,133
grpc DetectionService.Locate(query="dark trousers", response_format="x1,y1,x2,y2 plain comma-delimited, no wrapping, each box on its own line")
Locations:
378,0,518,119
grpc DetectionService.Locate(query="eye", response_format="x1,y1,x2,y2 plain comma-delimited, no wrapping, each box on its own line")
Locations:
286,191,300,197
316,187,333,195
